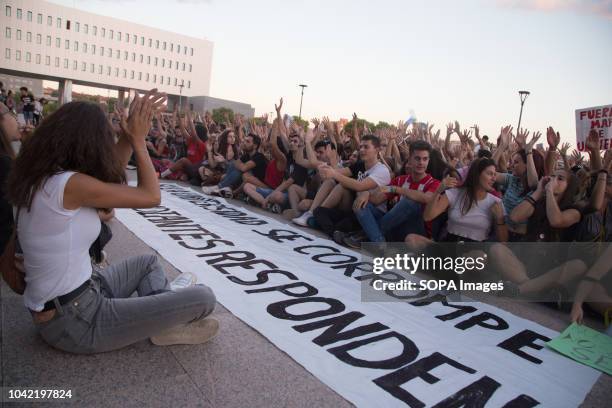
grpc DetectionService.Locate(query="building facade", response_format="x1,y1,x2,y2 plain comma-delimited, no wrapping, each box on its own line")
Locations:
1,0,213,102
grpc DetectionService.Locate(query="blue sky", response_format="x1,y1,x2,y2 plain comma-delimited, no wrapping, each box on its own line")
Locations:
48,0,611,145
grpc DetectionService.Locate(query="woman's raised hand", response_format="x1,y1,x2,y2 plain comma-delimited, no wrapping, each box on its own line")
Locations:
122,89,167,148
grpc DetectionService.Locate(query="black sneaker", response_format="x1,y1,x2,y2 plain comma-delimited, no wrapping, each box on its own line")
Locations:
333,230,347,246
343,232,366,249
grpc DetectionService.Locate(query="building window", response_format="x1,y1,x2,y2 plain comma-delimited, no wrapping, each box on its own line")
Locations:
131,52,135,61
170,43,173,52
37,13,42,24
16,8,22,19
74,41,78,52
174,78,177,86
36,33,41,44
46,35,51,45
155,40,159,49
98,64,102,74
4,28,9,39
92,25,97,35
133,34,137,44
154,57,158,66
182,62,185,71
122,69,127,78
153,74,156,83
73,60,77,70
100,46,104,56
81,62,86,71
167,77,170,85
64,58,68,68
175,61,178,70
90,63,94,73
15,50,20,61
65,39,69,49
190,48,193,56
148,38,152,47
184,46,187,55
57,18,61,29
16,30,21,40
160,75,163,84
55,57,59,67
177,44,181,54
161,59,165,68
138,72,142,80
101,27,105,37
47,16,52,26
84,24,88,34
91,44,95,54
115,49,120,59
5,48,10,59
83,43,87,53
109,29,113,39
126,33,129,42
5,6,10,17
139,54,143,63
66,20,70,30
168,59,171,68
55,37,60,48
107,66,111,76
140,36,144,45
147,55,150,64
107,47,112,57
26,31,31,42
114,67,119,77
163,41,166,50
146,73,149,82
130,70,134,79
117,31,121,41
75,22,79,32
45,55,50,65
123,51,127,60
189,64,192,72
187,80,191,89
25,52,31,62
27,11,32,22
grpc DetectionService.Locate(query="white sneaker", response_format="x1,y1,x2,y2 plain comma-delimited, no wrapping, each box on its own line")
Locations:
219,187,233,198
170,272,197,290
150,318,220,346
292,210,313,226
201,185,219,195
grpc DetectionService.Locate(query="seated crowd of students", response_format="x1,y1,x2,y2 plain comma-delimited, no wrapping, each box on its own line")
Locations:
139,98,611,327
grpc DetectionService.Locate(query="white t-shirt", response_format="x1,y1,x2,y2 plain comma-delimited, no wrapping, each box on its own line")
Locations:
18,171,100,311
355,162,391,212
444,188,502,241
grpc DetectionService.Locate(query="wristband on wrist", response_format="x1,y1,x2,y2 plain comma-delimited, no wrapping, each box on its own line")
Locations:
525,196,536,207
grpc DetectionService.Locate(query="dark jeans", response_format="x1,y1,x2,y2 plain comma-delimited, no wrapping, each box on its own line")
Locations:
313,207,359,237
218,162,243,189
355,198,426,242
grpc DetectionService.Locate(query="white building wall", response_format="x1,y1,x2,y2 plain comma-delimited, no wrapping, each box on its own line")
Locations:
0,0,213,97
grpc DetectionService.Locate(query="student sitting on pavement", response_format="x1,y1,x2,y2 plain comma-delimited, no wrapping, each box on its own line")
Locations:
7,90,219,354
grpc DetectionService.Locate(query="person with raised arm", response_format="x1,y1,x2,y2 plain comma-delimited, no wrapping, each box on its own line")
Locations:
7,90,218,354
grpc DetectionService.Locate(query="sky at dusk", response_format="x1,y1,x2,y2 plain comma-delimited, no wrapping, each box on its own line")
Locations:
46,0,612,145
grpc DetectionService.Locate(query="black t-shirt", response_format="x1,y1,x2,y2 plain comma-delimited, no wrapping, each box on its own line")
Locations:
241,152,268,182
525,201,583,242
349,160,366,179
0,155,13,254
284,153,308,187
21,95,34,112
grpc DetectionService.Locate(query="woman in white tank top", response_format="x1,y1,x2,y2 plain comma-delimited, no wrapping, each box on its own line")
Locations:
7,90,218,353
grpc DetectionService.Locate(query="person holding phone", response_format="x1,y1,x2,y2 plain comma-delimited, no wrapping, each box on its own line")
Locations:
7,90,218,354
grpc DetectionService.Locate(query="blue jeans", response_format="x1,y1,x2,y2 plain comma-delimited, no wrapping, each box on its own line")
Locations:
357,198,426,243
218,162,243,189
380,197,426,240
256,187,288,203
354,203,387,242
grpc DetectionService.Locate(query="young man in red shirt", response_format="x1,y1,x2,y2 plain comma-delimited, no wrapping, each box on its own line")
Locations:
348,140,440,246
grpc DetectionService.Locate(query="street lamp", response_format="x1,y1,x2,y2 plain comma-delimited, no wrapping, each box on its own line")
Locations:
517,90,530,133
178,81,184,112
298,84,307,119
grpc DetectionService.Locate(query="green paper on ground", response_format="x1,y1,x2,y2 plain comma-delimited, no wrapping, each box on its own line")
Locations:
546,323,612,376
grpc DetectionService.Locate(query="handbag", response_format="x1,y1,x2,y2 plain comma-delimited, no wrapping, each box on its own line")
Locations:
0,209,25,295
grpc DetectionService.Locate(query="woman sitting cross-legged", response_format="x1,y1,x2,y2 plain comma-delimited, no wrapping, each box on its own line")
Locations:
7,89,219,354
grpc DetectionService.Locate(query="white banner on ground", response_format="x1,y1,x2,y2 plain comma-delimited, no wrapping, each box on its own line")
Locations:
115,184,600,407
575,104,612,151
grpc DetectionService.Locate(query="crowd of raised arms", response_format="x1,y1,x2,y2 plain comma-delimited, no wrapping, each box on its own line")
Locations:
2,93,610,336
130,97,612,326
